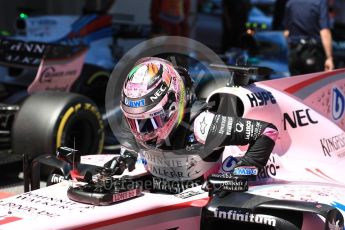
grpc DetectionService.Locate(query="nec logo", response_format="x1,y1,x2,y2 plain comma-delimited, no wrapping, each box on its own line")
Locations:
124,98,145,107
283,109,318,130
247,91,276,107
332,87,345,120
150,84,167,102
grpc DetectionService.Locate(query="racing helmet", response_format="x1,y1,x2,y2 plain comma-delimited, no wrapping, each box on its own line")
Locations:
120,57,187,145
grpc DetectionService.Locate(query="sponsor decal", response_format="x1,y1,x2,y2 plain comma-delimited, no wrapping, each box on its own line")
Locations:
28,18,57,26
3,54,41,66
150,84,167,102
210,173,233,179
124,98,145,108
0,39,75,67
0,201,59,218
226,117,233,135
218,116,227,135
320,133,345,157
39,66,78,83
152,177,201,194
149,110,164,117
283,109,318,130
247,91,276,107
26,18,58,37
210,115,220,133
142,152,184,168
148,165,183,178
142,151,207,179
0,39,46,54
174,189,204,199
222,156,238,172
245,121,252,140
215,114,221,123
208,173,248,192
235,121,244,132
200,116,207,134
332,87,345,120
0,193,94,218
218,179,248,192
253,122,263,139
112,188,141,203
145,157,185,178
213,207,277,227
49,174,65,184
257,156,280,180
233,166,258,176
28,48,86,93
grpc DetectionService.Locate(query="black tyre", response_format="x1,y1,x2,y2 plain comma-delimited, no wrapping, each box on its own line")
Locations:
12,91,104,159
71,64,110,112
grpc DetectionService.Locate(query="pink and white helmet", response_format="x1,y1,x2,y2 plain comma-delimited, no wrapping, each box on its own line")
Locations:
120,57,187,145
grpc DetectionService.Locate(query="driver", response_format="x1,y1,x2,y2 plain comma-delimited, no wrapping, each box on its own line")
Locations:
118,57,278,193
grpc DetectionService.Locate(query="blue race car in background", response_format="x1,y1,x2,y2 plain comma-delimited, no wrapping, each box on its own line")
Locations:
0,14,114,165
0,12,150,166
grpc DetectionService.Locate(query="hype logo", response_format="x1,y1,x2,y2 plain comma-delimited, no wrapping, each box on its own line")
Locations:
332,87,345,120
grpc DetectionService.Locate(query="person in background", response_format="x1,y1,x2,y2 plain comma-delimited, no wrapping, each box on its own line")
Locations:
150,0,191,37
283,0,334,75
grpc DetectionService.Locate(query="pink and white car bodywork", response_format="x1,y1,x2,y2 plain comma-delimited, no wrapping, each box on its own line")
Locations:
0,69,345,229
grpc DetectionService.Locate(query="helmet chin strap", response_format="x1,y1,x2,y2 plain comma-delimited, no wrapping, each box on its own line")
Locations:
174,65,195,107
145,137,158,147
149,136,175,149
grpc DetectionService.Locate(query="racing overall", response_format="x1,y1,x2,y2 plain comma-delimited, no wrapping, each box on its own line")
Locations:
119,100,278,194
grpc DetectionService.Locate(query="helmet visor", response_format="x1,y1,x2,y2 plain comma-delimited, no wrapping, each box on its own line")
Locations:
126,111,168,138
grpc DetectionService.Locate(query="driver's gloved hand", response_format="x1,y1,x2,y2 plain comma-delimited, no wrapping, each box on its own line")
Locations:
232,160,259,181
103,149,138,175
202,179,229,197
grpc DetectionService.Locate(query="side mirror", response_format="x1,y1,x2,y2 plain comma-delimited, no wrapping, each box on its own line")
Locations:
56,146,80,165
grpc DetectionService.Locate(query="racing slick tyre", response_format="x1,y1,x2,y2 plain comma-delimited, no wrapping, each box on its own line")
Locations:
71,64,109,112
11,91,104,160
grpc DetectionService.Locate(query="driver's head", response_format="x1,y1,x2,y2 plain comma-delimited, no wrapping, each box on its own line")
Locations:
120,57,187,145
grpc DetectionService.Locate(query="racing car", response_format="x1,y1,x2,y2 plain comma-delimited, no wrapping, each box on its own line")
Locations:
1,64,344,229
0,12,150,166
0,13,114,166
